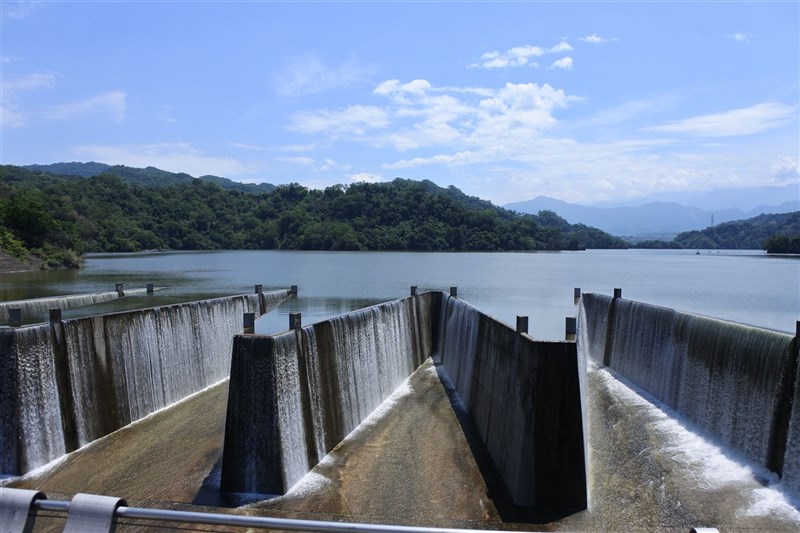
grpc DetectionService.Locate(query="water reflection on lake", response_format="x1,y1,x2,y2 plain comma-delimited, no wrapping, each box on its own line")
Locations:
1,249,797,339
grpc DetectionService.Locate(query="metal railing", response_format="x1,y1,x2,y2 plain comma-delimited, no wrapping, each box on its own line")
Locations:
1,487,719,533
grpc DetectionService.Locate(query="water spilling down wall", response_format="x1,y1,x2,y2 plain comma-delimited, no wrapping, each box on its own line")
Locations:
0,289,291,477
0,289,151,325
578,292,800,493
221,291,587,514
222,292,434,494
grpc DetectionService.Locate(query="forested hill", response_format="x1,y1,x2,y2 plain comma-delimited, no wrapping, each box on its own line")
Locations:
0,165,627,268
23,162,277,194
634,211,800,252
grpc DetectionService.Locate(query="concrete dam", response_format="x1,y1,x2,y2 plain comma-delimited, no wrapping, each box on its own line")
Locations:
2,286,799,531
0,288,291,477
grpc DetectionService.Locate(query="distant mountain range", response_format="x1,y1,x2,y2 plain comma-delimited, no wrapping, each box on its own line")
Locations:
506,189,799,239
23,162,277,195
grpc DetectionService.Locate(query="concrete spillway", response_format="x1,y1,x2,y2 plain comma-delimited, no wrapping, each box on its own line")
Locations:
221,291,587,514
0,288,152,325
578,292,800,493
0,289,291,478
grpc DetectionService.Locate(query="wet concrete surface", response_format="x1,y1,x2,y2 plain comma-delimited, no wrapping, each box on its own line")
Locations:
5,360,800,532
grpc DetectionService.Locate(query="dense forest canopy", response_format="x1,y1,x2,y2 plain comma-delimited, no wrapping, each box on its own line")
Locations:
0,165,627,268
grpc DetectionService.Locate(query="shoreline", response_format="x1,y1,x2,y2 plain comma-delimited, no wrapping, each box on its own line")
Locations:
0,251,47,274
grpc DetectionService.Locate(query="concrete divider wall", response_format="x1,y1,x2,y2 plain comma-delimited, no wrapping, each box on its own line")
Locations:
222,292,436,494
222,291,588,514
0,290,289,477
436,296,587,511
578,292,800,492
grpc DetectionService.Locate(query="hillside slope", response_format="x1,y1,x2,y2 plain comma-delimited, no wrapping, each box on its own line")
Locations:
0,165,627,267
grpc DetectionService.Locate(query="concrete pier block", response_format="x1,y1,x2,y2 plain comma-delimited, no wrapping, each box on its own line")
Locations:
450,287,458,298
255,284,263,294
613,288,623,299
50,308,62,324
289,313,302,330
115,284,125,297
516,316,529,334
574,287,581,304
565,316,577,340
8,307,22,326
146,283,154,294
290,285,298,296
410,286,418,296
243,313,255,334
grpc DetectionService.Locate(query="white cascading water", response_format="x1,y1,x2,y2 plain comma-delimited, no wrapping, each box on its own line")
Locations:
271,331,311,490
2,291,287,476
265,296,428,491
9,325,66,472
436,296,479,410
580,293,796,480
0,289,150,325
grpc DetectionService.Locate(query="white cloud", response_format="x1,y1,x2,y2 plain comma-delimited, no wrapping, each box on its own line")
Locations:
469,41,572,69
273,55,371,96
70,143,249,177
277,156,315,166
643,103,796,137
298,79,576,156
349,172,384,183
230,142,270,152
0,72,56,127
1,1,41,20
549,57,574,70
728,33,752,43
44,91,127,122
276,155,348,173
579,34,615,44
289,105,390,135
549,41,574,53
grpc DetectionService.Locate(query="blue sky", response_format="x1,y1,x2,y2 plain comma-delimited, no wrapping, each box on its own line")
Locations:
2,1,798,206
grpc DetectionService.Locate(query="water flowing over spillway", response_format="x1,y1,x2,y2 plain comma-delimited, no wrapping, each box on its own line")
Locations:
0,288,151,325
222,291,587,514
0,289,291,477
222,293,433,493
577,292,799,493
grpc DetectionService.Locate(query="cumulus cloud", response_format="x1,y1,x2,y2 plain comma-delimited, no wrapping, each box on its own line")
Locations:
643,103,796,137
349,172,384,183
289,105,390,135
579,34,616,44
549,57,574,70
272,55,372,96
469,41,573,69
44,91,127,121
70,142,249,177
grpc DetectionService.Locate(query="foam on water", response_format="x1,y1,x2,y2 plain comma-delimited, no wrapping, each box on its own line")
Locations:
593,362,800,522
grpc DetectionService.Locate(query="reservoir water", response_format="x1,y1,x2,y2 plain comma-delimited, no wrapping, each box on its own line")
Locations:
1,249,797,338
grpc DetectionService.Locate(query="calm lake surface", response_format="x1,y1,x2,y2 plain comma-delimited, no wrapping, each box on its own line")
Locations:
1,249,797,339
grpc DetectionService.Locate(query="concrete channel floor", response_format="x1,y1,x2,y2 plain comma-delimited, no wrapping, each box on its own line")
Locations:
6,359,800,532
